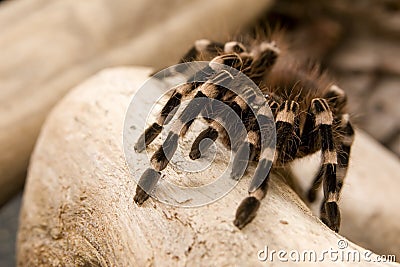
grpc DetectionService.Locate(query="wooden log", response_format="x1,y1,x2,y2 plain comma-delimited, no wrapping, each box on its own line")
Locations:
17,67,400,266
0,0,273,205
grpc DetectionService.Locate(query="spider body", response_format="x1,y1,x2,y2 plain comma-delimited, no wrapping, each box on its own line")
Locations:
133,37,354,232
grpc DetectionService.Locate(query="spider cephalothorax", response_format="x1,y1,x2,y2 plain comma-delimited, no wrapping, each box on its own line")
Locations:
133,37,354,232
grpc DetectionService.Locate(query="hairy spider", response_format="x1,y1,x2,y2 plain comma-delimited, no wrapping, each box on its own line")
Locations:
133,36,355,232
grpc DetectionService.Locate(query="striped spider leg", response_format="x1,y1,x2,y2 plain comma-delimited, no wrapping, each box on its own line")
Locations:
302,85,355,232
234,99,301,228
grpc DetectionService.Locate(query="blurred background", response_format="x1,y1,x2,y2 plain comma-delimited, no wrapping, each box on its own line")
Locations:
0,0,399,265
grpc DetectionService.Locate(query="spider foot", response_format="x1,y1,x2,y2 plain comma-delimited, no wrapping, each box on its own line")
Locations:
189,127,218,160
234,196,260,229
134,186,150,205
320,201,341,232
134,168,161,205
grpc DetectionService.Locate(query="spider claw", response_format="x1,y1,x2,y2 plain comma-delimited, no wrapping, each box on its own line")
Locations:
134,186,150,205
320,201,341,232
189,127,218,160
189,149,201,160
134,168,161,205
234,196,260,229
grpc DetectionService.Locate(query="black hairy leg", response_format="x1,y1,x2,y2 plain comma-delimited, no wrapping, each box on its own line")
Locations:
303,86,355,232
234,100,300,229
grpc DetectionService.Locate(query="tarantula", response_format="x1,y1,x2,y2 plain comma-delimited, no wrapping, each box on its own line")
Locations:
133,36,355,232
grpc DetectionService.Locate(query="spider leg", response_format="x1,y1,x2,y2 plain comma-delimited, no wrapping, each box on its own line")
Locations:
230,118,260,180
134,82,196,152
324,85,347,114
250,100,300,193
314,113,354,213
245,42,280,83
274,101,301,164
335,114,354,195
306,114,354,203
165,40,249,78
191,87,277,182
178,40,247,67
191,98,261,180
173,40,225,74
300,107,322,201
306,98,343,232
299,84,348,158
242,99,284,190
151,39,224,78
134,65,244,205
298,108,319,158
133,168,161,205
302,85,346,201
302,85,354,232
185,40,247,63
234,100,300,229
322,85,354,202
181,40,224,62
234,178,268,229
189,120,231,160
